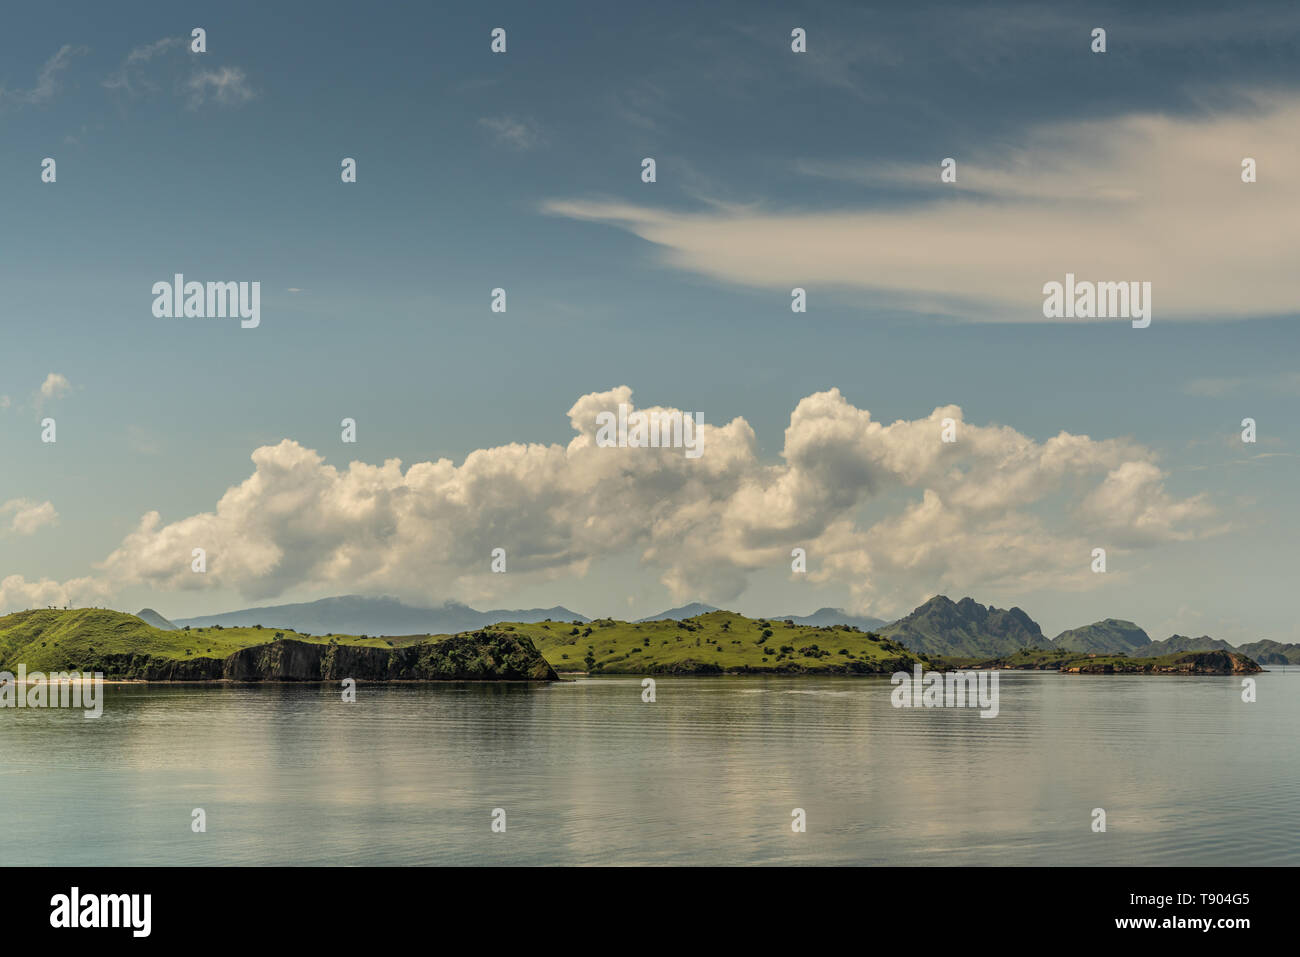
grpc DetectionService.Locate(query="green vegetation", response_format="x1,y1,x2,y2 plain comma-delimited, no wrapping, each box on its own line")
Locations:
0,607,1262,681
496,610,925,674
939,647,1262,675
936,648,1077,670
0,608,556,680
1059,650,1262,675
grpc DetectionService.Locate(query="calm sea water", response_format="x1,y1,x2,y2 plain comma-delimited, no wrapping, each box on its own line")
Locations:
1,672,1295,865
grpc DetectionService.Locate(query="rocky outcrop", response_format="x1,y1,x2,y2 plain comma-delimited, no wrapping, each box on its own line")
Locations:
81,632,558,682
876,595,1051,657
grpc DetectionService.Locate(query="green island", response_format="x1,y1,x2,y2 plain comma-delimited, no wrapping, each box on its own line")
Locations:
0,607,1264,680
0,608,556,681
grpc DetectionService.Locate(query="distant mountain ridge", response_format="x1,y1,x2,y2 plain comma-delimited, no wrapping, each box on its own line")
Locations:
174,595,588,637
777,607,888,630
635,603,719,622
1147,634,1237,655
163,593,1300,663
634,604,886,629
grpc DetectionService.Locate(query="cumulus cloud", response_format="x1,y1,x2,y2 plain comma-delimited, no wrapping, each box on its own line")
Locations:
0,388,1217,617
544,91,1300,321
39,373,72,401
34,372,73,413
0,575,109,612
1,499,59,536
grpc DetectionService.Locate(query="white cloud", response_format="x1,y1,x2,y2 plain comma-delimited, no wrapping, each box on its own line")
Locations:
544,91,1300,321
1,499,59,536
35,372,73,412
39,372,72,400
0,388,1215,617
186,66,256,108
0,574,109,611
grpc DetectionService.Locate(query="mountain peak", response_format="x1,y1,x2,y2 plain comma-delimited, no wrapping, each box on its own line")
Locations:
878,595,1048,657
135,608,178,630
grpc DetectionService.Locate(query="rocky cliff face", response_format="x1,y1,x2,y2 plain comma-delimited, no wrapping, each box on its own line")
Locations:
86,633,558,681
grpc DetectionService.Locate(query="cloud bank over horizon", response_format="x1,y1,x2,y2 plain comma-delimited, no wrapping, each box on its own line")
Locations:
0,387,1219,618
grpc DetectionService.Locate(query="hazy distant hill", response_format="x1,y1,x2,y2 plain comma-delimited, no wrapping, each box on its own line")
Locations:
135,608,178,631
1055,629,1300,665
1236,639,1300,665
776,607,888,630
635,602,719,622
1147,634,1237,655
174,595,588,637
877,595,1051,657
1053,627,1300,664
1053,619,1150,654
634,604,887,629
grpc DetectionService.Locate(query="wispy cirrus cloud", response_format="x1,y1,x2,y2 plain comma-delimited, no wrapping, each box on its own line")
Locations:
102,36,185,95
478,115,543,151
545,91,1300,322
103,38,258,110
185,66,256,108
0,44,88,107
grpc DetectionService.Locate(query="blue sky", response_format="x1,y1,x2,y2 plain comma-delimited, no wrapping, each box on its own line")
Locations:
1,0,1297,641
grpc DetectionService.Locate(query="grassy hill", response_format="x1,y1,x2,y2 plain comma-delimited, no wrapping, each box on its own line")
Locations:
0,608,411,673
491,610,925,674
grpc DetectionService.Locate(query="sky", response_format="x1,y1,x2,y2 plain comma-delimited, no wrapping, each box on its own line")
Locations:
1,0,1296,642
